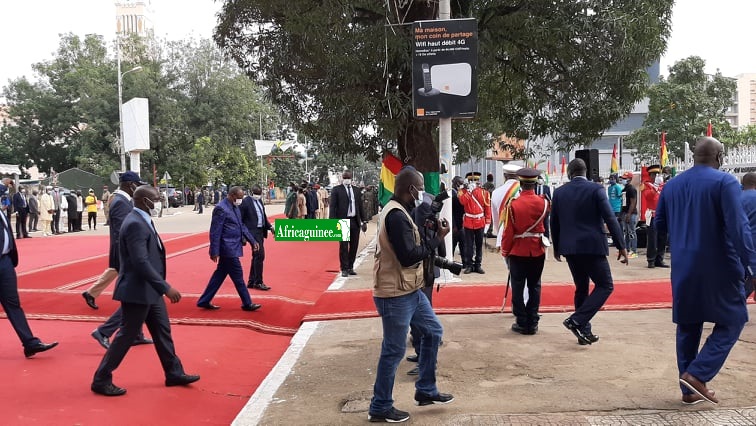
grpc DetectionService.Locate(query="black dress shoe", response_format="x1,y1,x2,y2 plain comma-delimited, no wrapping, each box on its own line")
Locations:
242,303,262,312
341,271,348,277
348,269,357,276
406,366,419,376
463,267,473,274
91,383,127,396
474,266,485,274
132,337,154,346
647,262,655,269
563,318,592,345
24,341,59,358
197,303,220,310
165,374,200,387
579,332,600,345
82,291,98,309
511,323,537,335
91,329,110,350
406,354,418,363
654,262,670,268
249,283,271,291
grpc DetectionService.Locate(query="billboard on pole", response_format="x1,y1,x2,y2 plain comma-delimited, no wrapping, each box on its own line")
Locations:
123,97,150,152
412,18,478,119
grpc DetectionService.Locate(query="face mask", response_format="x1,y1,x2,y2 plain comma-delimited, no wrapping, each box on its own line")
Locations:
654,175,663,185
252,194,262,200
342,179,352,186
412,186,424,208
145,199,158,217
469,182,477,190
234,198,243,206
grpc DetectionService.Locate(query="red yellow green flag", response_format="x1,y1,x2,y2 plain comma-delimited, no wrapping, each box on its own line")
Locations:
378,153,403,206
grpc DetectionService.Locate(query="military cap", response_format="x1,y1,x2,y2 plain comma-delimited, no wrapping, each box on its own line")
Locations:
471,172,482,181
647,164,661,174
502,164,522,174
465,172,473,179
516,168,541,182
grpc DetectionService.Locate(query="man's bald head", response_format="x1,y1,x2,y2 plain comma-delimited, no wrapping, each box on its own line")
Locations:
743,173,756,190
133,185,159,214
567,158,587,179
395,166,424,205
693,137,724,169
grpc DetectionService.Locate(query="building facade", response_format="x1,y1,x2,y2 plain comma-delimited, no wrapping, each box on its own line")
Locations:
734,73,756,129
115,0,153,37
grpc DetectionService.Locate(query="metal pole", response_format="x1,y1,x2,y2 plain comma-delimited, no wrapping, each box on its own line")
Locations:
438,0,453,264
117,36,126,172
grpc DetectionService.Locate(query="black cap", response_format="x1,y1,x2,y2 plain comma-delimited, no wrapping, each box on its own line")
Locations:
119,171,147,185
516,168,541,182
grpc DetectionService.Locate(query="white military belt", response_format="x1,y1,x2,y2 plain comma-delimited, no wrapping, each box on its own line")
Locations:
465,213,484,219
514,232,543,239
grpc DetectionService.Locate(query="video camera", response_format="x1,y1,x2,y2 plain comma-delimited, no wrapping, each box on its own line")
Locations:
421,191,462,276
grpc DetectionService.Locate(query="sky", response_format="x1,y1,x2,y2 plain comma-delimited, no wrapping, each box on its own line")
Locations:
1,1,755,89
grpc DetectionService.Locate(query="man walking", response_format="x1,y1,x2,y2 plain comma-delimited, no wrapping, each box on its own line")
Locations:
500,168,550,335
0,178,58,358
742,172,756,299
240,185,273,291
197,186,262,312
85,172,152,348
368,167,453,423
329,171,367,277
655,137,756,405
458,172,491,274
551,159,627,345
102,186,111,226
91,186,199,396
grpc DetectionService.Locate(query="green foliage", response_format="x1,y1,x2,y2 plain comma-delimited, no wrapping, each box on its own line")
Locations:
625,56,736,163
215,0,673,169
1,34,273,188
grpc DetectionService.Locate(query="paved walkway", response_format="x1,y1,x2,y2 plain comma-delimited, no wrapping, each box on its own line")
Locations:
233,219,756,425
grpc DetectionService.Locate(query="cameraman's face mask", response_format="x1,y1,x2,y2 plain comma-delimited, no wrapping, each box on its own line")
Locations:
410,185,424,208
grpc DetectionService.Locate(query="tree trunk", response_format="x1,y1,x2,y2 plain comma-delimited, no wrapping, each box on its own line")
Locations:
397,119,438,173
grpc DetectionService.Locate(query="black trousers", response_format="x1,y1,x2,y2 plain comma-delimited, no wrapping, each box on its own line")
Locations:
51,209,60,233
97,304,148,340
646,222,667,265
28,213,38,231
88,212,97,229
93,300,184,386
565,255,614,335
452,228,465,259
248,229,266,285
68,216,76,232
0,255,41,348
463,227,484,267
15,213,28,238
509,255,545,328
339,217,360,272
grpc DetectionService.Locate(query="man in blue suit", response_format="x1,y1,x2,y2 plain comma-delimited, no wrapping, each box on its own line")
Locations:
551,159,628,345
91,186,198,396
742,172,756,299
240,184,273,291
197,186,262,311
655,137,756,405
12,186,30,239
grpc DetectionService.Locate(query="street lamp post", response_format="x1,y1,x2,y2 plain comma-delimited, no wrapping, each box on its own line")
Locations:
117,44,142,172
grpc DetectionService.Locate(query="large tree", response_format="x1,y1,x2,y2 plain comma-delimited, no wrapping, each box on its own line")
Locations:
215,0,673,171
624,56,737,164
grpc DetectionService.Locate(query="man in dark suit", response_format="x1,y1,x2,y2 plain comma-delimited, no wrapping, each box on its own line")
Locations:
551,159,628,345
65,192,78,233
86,172,152,349
91,186,198,396
240,184,273,291
0,178,58,358
451,176,465,258
197,186,262,311
12,186,30,239
329,170,368,277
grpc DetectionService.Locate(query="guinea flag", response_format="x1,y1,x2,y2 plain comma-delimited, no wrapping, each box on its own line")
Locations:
378,153,403,207
378,153,440,207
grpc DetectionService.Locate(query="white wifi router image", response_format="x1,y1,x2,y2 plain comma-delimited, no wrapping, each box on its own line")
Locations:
431,63,472,96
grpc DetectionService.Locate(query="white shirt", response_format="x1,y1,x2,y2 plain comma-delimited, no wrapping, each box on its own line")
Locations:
490,179,521,247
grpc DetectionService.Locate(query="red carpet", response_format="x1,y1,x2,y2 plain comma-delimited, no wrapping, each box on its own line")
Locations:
303,280,677,322
0,319,291,426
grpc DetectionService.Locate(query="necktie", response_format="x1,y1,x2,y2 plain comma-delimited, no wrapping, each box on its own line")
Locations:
0,211,10,255
347,186,354,217
150,220,163,250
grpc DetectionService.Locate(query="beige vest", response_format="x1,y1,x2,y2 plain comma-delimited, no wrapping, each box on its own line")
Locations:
373,200,424,298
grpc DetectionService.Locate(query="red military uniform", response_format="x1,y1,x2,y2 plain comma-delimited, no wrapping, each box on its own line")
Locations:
501,190,550,258
458,186,491,230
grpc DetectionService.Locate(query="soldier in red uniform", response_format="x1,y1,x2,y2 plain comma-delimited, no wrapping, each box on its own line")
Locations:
501,168,550,334
459,172,491,274
642,165,668,268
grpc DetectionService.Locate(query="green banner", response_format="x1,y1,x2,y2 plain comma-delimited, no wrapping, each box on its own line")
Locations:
273,219,351,241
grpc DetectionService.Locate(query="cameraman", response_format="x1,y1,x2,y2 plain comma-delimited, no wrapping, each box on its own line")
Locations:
368,167,454,423
405,184,449,376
